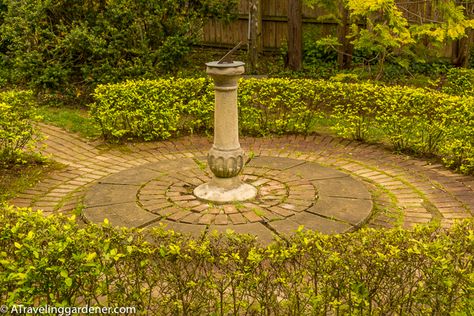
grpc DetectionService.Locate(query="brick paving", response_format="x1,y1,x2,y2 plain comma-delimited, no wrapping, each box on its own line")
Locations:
9,123,474,243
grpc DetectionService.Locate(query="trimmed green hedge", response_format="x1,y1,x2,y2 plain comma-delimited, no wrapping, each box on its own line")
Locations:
90,79,213,140
0,204,472,314
90,78,474,174
0,90,40,163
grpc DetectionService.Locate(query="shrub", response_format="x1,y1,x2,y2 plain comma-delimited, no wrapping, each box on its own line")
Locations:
0,204,472,314
90,78,474,174
0,90,40,164
90,79,213,141
239,79,322,135
0,0,237,95
326,84,474,173
442,67,474,96
437,96,474,174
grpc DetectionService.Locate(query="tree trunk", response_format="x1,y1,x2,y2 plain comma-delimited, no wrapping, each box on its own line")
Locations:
452,36,469,67
248,0,261,73
452,0,473,67
466,29,474,67
287,0,303,71
337,3,352,69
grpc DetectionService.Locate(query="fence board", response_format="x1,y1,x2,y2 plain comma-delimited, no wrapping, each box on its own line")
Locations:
238,0,247,14
262,20,276,49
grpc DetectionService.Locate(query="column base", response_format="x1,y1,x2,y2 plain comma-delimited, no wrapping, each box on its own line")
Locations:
194,179,257,204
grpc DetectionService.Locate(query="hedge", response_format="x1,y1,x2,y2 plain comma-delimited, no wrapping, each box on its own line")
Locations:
0,90,40,163
90,78,214,140
0,204,472,314
90,78,474,175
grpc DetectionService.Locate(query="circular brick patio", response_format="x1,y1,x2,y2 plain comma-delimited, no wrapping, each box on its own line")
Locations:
82,157,373,240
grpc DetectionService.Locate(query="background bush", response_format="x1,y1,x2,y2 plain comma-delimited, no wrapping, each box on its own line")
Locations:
0,90,40,164
0,0,237,98
90,78,474,174
0,204,472,314
442,68,474,97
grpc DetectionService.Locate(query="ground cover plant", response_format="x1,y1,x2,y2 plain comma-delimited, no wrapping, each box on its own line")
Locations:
36,106,101,140
90,77,474,175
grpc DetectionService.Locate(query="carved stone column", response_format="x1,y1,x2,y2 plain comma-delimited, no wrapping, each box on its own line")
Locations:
193,61,257,203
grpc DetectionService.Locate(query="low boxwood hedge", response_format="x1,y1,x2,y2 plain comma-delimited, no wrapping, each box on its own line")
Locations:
90,78,474,174
0,204,472,314
0,90,40,164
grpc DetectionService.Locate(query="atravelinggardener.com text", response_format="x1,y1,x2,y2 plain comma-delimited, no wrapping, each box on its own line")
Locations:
2,304,136,315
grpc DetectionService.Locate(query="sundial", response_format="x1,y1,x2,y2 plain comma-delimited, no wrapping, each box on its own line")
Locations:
217,41,243,64
194,44,255,202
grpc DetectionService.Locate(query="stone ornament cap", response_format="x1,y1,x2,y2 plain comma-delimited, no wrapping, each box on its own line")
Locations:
206,61,245,68
206,61,245,86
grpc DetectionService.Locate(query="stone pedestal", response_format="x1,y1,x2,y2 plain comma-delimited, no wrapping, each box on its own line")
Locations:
193,61,257,203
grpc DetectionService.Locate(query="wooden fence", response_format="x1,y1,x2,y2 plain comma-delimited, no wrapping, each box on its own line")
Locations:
202,0,335,50
201,0,473,57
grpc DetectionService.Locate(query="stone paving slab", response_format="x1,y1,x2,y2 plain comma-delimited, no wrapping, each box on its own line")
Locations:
288,162,349,180
8,124,473,242
97,167,164,185
310,177,372,200
84,202,159,228
84,183,139,207
246,156,305,170
144,157,198,172
306,196,373,226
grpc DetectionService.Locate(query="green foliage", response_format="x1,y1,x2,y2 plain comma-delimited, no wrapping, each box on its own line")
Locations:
442,67,474,96
0,90,41,164
349,0,415,76
326,83,474,173
90,79,213,141
0,0,237,95
0,204,472,314
303,36,338,67
37,106,101,140
328,82,381,141
304,0,474,76
90,78,474,174
437,96,474,174
329,72,360,83
239,79,322,135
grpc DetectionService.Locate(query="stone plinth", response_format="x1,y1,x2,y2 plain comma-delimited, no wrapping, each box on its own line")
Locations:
193,61,257,203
